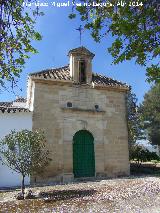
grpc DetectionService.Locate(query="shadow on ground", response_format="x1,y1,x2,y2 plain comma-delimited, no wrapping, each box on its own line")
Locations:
39,189,96,202
130,162,160,176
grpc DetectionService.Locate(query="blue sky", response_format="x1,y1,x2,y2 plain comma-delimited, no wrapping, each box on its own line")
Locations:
0,2,152,103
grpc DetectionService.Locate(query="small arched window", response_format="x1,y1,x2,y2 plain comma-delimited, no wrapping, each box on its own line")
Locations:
67,102,72,108
79,60,86,83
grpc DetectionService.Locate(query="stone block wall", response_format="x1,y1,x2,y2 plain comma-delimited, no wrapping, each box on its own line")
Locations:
31,82,130,184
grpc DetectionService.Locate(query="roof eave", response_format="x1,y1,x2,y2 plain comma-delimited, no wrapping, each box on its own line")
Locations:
94,84,129,92
29,77,129,91
30,76,73,84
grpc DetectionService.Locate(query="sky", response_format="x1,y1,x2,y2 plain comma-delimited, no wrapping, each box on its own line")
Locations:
0,1,152,103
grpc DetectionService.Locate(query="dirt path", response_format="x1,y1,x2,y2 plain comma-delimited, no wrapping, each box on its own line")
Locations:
0,176,160,212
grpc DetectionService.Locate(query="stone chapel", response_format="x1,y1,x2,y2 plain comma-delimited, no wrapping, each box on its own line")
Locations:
27,46,130,183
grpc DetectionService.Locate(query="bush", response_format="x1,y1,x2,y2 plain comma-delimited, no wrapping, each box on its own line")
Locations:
130,144,160,167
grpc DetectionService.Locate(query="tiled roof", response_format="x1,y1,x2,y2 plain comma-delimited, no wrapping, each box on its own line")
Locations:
30,66,72,81
30,65,129,89
0,101,13,107
0,97,26,107
0,97,29,113
0,107,30,113
14,97,26,103
92,73,128,88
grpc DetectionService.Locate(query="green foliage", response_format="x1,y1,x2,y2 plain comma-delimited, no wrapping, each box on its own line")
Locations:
130,144,160,166
140,83,160,146
0,129,51,175
146,65,160,83
0,129,51,196
70,0,160,83
0,0,43,88
126,90,142,147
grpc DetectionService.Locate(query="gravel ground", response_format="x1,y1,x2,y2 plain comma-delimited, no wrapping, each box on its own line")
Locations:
0,176,160,212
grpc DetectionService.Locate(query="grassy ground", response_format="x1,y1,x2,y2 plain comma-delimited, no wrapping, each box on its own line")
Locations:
1,175,160,213
130,161,160,175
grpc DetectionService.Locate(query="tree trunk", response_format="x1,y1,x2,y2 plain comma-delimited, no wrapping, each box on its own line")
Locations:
21,175,25,199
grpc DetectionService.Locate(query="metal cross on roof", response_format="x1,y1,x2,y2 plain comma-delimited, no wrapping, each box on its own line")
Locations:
76,25,84,45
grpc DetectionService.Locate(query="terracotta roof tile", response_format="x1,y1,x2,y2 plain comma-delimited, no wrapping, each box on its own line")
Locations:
14,97,26,103
0,107,30,113
92,73,128,88
30,65,129,89
0,97,29,113
0,101,13,107
30,66,72,81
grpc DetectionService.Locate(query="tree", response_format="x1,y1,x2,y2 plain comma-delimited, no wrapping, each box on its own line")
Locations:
126,90,142,148
130,144,160,167
140,83,160,147
0,0,43,89
70,0,160,83
0,129,51,198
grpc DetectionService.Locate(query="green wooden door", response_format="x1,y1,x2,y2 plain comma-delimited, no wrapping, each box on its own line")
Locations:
73,130,95,178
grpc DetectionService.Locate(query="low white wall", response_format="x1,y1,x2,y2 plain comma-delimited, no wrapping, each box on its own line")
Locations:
0,112,32,187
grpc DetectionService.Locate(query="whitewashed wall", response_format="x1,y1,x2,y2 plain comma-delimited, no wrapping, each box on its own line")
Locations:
0,112,32,187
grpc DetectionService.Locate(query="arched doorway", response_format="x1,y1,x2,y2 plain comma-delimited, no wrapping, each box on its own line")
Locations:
73,130,95,178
